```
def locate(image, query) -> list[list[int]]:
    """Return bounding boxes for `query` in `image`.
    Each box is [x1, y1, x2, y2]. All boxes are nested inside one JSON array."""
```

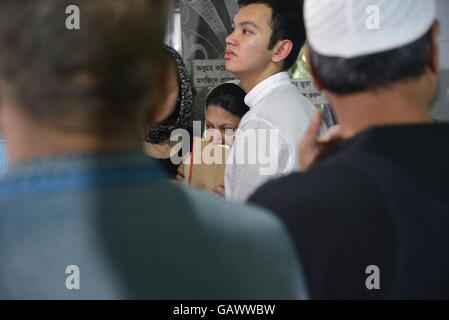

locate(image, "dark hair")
[[206, 83, 249, 119], [309, 28, 433, 95], [143, 45, 193, 144], [238, 0, 305, 71], [0, 0, 167, 131]]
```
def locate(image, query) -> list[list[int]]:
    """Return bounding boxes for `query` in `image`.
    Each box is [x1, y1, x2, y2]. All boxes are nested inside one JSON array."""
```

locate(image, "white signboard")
[[292, 79, 329, 105], [190, 60, 328, 105], [190, 60, 237, 88]]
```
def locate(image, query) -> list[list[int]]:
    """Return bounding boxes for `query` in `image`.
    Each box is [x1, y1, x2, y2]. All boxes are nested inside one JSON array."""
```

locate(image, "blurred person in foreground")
[[249, 0, 449, 299], [0, 0, 308, 299]]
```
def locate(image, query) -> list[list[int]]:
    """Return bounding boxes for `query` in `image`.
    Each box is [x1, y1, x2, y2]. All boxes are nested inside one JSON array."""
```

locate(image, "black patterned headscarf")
[[143, 45, 193, 144]]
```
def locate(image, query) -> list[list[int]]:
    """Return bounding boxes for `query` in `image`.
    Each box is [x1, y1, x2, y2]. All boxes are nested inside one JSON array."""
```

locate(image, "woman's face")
[[205, 105, 241, 146]]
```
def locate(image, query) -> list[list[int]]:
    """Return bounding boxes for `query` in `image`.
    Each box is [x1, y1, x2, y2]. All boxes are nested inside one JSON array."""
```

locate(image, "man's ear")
[[427, 21, 440, 75], [272, 39, 293, 65], [304, 45, 325, 91]]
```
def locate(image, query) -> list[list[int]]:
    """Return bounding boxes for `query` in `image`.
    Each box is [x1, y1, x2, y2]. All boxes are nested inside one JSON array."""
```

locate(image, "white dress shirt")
[[225, 72, 318, 202]]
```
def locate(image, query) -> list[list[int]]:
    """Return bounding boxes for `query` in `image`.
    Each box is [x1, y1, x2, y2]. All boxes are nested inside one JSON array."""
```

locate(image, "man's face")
[[225, 3, 275, 76]]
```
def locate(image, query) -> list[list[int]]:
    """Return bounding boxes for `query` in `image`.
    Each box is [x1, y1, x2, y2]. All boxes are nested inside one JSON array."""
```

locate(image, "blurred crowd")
[[0, 0, 448, 300]]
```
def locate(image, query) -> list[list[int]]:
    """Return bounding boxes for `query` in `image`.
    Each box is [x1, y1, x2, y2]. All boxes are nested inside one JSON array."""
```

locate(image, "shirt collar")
[[339, 122, 449, 153], [244, 72, 292, 108], [0, 152, 165, 196]]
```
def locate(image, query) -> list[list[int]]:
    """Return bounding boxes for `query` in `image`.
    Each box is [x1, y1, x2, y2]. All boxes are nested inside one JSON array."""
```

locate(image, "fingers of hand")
[[299, 110, 323, 171], [176, 164, 185, 182], [300, 110, 322, 150], [318, 125, 342, 143], [212, 183, 225, 195]]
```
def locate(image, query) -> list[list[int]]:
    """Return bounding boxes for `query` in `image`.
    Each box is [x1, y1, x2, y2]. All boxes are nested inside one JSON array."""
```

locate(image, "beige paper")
[[184, 138, 230, 191]]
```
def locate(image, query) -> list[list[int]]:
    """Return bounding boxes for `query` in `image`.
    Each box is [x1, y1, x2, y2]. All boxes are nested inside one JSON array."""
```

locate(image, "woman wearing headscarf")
[[143, 45, 193, 179]]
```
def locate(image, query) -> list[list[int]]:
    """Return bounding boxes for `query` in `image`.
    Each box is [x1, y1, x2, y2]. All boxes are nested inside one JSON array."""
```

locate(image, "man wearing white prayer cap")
[[249, 0, 449, 299]]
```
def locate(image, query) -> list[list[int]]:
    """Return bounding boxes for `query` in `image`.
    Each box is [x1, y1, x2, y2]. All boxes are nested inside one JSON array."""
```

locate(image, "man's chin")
[[224, 61, 237, 74]]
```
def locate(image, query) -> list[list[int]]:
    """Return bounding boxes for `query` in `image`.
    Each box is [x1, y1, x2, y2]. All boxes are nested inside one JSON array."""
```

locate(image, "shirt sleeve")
[[225, 118, 290, 202]]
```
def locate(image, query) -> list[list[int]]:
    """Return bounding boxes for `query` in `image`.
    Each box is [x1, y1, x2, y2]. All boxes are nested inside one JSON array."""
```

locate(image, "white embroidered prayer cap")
[[304, 0, 437, 58]]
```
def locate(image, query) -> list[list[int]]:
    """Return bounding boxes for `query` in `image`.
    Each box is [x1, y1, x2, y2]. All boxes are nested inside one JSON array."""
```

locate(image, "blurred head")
[[225, 0, 305, 77], [304, 0, 439, 105], [0, 0, 168, 135], [143, 45, 193, 144], [204, 83, 249, 146], [146, 54, 180, 127]]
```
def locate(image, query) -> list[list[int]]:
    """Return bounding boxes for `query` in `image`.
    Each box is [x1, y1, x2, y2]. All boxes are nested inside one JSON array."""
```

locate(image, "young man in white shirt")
[[224, 0, 319, 202]]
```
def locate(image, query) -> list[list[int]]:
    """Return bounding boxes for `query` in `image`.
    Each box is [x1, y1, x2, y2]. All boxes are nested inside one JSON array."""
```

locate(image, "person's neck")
[[327, 82, 434, 139], [2, 114, 144, 165], [238, 65, 283, 93], [8, 132, 143, 165]]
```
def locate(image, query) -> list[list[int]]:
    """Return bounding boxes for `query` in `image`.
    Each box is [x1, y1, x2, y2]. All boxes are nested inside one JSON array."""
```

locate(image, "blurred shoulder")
[[248, 154, 385, 219], [178, 184, 288, 235]]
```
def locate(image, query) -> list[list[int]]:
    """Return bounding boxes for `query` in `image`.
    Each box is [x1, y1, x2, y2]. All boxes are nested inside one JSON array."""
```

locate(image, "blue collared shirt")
[[0, 152, 308, 300]]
